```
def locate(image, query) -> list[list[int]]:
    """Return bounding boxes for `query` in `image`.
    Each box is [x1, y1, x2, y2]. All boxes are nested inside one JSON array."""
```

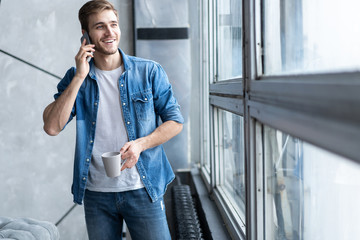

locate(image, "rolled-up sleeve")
[[53, 67, 76, 127]]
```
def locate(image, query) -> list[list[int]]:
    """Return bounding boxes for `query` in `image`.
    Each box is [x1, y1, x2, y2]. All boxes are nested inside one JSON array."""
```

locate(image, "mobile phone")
[[80, 32, 92, 62], [81, 31, 91, 45]]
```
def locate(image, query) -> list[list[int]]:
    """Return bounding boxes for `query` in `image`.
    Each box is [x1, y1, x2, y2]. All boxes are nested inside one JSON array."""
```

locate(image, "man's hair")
[[78, 0, 118, 32]]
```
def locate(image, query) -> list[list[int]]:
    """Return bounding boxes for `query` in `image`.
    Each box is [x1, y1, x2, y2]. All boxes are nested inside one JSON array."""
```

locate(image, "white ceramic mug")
[[101, 152, 127, 178]]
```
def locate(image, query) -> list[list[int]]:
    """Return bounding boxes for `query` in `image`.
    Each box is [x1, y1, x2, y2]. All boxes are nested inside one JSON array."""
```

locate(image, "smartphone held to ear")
[[80, 32, 92, 62], [81, 32, 91, 45]]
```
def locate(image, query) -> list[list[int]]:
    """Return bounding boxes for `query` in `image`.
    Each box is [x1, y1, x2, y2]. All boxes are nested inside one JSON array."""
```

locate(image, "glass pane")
[[217, 0, 242, 80], [218, 110, 245, 219], [262, 0, 360, 75], [263, 125, 360, 239]]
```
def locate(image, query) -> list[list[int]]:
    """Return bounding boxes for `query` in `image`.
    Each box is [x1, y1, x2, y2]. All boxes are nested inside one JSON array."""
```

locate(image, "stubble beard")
[[95, 44, 118, 56]]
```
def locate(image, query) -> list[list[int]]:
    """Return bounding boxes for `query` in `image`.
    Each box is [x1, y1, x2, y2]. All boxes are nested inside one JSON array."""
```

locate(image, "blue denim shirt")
[[54, 49, 184, 204]]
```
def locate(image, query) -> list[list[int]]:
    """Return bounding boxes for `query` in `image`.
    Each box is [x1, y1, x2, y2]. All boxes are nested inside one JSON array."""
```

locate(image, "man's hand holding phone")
[[74, 32, 95, 80], [80, 32, 93, 63]]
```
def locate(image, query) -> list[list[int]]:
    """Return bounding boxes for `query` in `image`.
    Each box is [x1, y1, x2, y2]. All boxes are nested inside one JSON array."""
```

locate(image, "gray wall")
[[0, 1, 133, 239]]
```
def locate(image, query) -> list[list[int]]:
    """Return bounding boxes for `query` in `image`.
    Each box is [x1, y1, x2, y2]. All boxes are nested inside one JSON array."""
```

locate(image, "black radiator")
[[172, 185, 204, 240]]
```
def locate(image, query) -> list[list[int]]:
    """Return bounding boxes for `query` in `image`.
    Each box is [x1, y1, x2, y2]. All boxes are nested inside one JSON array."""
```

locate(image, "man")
[[42, 0, 184, 239]]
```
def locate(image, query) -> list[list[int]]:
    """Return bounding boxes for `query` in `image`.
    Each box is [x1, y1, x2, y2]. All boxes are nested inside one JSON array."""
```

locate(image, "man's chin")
[[95, 47, 118, 56], [104, 50, 118, 55]]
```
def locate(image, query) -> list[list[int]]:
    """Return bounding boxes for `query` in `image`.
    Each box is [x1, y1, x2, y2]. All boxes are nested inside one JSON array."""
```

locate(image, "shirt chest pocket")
[[131, 90, 155, 121]]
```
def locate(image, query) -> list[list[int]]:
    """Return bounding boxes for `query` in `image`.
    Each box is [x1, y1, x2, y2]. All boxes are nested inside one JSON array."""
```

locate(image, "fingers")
[[120, 156, 137, 171], [121, 158, 136, 171], [76, 42, 95, 59], [74, 43, 95, 79], [81, 38, 87, 46], [120, 141, 139, 171], [81, 38, 95, 49], [79, 45, 95, 60], [76, 51, 91, 63], [120, 140, 134, 155], [82, 50, 94, 61], [82, 44, 95, 52]]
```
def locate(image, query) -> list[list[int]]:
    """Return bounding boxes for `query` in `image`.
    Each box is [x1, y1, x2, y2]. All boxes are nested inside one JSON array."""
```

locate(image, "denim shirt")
[[54, 49, 184, 204]]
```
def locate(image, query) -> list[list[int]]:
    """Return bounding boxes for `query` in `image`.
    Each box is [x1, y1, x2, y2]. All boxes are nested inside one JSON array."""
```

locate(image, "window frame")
[[205, 0, 247, 238]]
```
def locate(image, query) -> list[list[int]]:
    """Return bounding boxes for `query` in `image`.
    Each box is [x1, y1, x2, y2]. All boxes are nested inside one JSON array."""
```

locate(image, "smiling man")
[[42, 1, 184, 239]]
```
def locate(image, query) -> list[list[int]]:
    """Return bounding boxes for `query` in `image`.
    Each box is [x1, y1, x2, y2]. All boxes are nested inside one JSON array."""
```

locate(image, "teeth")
[[105, 40, 114, 43]]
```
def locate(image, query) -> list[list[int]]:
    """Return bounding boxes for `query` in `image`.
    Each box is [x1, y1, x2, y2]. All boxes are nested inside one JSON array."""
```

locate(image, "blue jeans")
[[83, 188, 171, 240]]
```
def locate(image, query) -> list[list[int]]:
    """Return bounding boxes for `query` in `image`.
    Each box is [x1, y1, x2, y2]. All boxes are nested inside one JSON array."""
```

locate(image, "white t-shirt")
[[86, 65, 144, 192]]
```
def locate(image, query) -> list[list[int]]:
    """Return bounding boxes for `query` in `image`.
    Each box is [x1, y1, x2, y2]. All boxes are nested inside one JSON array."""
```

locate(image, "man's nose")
[[104, 25, 113, 35]]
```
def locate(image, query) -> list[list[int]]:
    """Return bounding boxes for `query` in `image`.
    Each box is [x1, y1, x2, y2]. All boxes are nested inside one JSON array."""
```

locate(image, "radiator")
[[172, 185, 203, 240]]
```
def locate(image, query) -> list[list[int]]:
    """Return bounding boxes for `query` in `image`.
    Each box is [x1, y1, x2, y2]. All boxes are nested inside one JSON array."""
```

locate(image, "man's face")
[[87, 10, 121, 56]]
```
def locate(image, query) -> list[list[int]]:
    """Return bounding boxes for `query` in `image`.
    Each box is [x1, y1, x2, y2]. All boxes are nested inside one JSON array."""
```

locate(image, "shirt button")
[[123, 103, 126, 106], [144, 98, 148, 101], [83, 177, 86, 181], [94, 102, 98, 106], [90, 140, 93, 143], [142, 176, 146, 179], [121, 84, 124, 87], [92, 122, 95, 125], [86, 158, 90, 162], [127, 122, 130, 125]]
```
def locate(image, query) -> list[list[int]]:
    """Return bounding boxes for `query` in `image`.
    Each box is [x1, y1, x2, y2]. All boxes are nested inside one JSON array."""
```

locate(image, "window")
[[218, 110, 245, 218], [262, 0, 360, 75], [262, 125, 360, 239], [200, 0, 245, 237], [198, 0, 360, 239], [217, 0, 242, 80]]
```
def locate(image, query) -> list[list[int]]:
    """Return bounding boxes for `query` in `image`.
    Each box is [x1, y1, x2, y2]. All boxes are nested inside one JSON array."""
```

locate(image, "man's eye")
[[96, 26, 103, 29], [112, 24, 118, 27]]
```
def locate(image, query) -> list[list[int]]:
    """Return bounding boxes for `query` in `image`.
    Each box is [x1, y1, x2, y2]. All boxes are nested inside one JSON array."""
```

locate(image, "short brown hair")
[[78, 0, 118, 32]]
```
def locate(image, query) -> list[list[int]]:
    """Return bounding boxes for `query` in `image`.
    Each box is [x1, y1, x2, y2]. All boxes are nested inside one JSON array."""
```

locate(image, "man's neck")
[[93, 50, 122, 71]]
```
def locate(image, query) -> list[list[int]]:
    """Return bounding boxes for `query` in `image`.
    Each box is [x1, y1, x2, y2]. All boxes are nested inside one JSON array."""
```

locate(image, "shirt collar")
[[88, 48, 130, 79]]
